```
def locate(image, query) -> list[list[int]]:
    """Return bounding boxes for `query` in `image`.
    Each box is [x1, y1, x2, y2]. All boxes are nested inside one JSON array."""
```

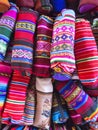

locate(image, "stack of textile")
[[0, 0, 98, 130]]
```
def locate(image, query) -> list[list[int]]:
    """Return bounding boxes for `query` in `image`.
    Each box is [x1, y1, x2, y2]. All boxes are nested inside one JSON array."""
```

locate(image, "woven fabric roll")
[[55, 80, 98, 122], [52, 91, 69, 124], [51, 9, 76, 81], [33, 15, 53, 78], [0, 4, 18, 61], [79, 0, 98, 13], [16, 0, 34, 8], [35, 0, 53, 15], [33, 77, 53, 129], [75, 19, 98, 96], [92, 28, 98, 45], [50, 0, 66, 14], [2, 70, 31, 125], [11, 8, 38, 74], [0, 62, 12, 117], [0, 0, 10, 13], [22, 76, 36, 125]]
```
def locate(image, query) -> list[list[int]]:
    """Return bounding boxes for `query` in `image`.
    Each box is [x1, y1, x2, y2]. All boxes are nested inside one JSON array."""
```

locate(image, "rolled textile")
[[22, 76, 36, 125], [51, 9, 76, 81], [79, 0, 98, 13], [55, 80, 98, 122], [33, 77, 53, 129], [33, 15, 53, 78], [16, 0, 34, 8], [0, 4, 18, 61], [50, 0, 66, 14], [2, 70, 31, 125], [34, 0, 53, 15], [0, 0, 10, 13], [0, 62, 12, 117], [11, 8, 38, 74], [52, 91, 69, 124], [75, 18, 98, 97]]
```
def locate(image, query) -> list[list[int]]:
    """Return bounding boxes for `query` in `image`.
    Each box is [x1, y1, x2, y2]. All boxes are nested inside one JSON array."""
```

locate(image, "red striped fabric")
[[75, 19, 98, 96], [2, 70, 30, 125]]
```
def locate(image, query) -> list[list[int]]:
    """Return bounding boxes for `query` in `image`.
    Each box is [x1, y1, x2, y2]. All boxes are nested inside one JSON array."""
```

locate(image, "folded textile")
[[33, 77, 53, 129], [11, 8, 38, 74], [52, 91, 69, 124], [50, 0, 66, 14], [0, 0, 10, 13], [35, 0, 53, 14], [75, 18, 98, 96], [51, 9, 76, 81], [16, 0, 34, 8], [55, 80, 98, 122], [79, 0, 98, 13], [0, 4, 18, 61], [33, 15, 53, 77], [0, 62, 12, 117], [2, 70, 31, 125]]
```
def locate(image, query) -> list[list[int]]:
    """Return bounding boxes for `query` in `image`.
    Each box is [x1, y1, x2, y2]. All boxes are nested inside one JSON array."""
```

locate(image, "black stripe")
[[13, 40, 34, 48]]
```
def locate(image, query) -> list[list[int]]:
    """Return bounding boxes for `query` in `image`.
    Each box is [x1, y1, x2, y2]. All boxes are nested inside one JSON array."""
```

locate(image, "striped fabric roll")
[[0, 4, 18, 61], [75, 19, 98, 96], [22, 76, 36, 125], [0, 62, 12, 117], [2, 70, 30, 125], [11, 8, 38, 74], [51, 9, 76, 81], [55, 80, 98, 122], [52, 91, 69, 124], [33, 15, 53, 78]]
